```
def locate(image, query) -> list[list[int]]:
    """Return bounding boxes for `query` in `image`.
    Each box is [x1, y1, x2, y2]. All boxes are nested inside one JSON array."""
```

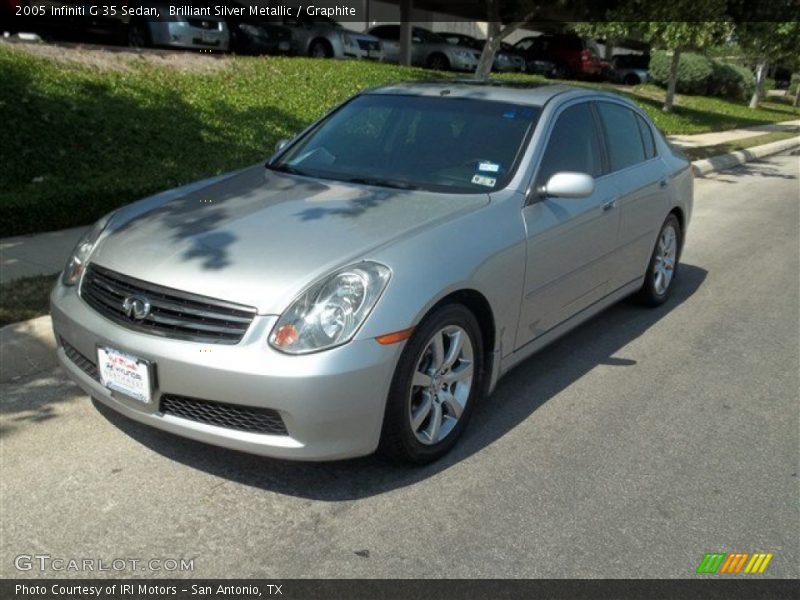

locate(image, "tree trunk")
[[663, 49, 681, 113], [749, 58, 769, 109], [794, 81, 800, 107], [474, 21, 501, 81]]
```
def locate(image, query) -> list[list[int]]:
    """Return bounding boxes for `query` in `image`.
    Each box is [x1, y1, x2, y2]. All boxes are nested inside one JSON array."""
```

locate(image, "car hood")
[[91, 165, 488, 314]]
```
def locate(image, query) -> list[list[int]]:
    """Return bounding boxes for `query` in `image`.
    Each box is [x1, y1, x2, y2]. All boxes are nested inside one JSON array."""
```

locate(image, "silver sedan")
[[51, 84, 693, 464]]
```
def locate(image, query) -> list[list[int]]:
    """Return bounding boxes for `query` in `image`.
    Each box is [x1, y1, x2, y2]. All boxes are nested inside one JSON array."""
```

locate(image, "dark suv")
[[513, 33, 605, 79]]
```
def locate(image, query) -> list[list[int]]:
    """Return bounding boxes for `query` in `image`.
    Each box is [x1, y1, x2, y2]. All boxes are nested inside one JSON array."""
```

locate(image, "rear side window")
[[597, 102, 647, 171], [635, 113, 656, 159], [537, 103, 603, 186], [371, 26, 398, 41]]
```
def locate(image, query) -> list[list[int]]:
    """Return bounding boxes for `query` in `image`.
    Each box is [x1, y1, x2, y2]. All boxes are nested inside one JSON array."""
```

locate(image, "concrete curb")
[[692, 136, 800, 176], [1, 140, 798, 382], [0, 315, 57, 382]]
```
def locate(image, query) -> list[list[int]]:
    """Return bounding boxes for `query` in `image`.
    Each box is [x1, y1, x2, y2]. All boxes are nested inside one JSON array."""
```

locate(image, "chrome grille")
[[80, 264, 256, 344], [61, 337, 100, 381], [160, 395, 288, 435]]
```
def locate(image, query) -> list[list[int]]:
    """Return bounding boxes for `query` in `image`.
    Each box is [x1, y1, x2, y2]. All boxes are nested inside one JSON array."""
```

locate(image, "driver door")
[[516, 101, 620, 349]]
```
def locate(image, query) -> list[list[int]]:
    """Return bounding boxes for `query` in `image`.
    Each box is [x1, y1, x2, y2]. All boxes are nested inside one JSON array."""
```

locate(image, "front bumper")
[[150, 21, 230, 51], [51, 280, 401, 460]]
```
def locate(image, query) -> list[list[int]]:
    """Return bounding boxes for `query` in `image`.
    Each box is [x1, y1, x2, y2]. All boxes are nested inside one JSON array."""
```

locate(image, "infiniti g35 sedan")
[[51, 83, 693, 464]]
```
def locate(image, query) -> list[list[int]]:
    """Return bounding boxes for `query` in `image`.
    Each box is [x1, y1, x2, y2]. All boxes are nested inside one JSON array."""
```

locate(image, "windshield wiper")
[[267, 163, 310, 177], [339, 176, 420, 190]]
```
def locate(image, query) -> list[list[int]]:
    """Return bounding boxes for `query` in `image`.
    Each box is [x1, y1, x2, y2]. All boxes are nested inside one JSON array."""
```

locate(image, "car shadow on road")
[[94, 263, 708, 501]]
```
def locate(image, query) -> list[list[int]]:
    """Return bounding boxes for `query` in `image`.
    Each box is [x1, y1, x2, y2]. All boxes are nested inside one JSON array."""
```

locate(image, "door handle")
[[602, 197, 618, 211]]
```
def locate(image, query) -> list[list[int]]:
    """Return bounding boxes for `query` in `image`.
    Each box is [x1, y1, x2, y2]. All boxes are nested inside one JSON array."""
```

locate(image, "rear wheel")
[[636, 214, 681, 306], [623, 73, 641, 85], [309, 39, 333, 58], [379, 304, 483, 464], [426, 53, 450, 71], [127, 20, 151, 48]]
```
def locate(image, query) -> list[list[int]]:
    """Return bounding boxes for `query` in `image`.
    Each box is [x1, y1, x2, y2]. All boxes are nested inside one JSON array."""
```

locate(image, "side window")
[[635, 113, 656, 159], [371, 26, 398, 41], [515, 38, 532, 51], [596, 102, 646, 171], [537, 103, 603, 186]]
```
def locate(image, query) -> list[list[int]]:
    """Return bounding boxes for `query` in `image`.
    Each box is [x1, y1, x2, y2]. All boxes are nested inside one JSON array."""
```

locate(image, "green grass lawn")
[[2, 44, 798, 237]]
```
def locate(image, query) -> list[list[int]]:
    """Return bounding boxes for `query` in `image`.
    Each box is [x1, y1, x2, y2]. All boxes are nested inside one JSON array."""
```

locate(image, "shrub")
[[650, 50, 755, 100], [650, 50, 713, 95], [708, 61, 755, 100]]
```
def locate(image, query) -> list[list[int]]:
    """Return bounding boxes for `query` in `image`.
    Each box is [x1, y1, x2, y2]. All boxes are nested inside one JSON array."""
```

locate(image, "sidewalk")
[[668, 119, 800, 148], [1, 119, 798, 285], [0, 225, 87, 284]]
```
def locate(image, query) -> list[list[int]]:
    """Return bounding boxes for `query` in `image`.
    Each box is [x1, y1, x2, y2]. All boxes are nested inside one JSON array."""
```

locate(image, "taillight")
[[581, 49, 591, 62]]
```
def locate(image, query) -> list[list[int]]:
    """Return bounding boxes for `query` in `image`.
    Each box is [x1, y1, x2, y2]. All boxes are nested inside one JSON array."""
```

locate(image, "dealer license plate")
[[97, 346, 152, 404]]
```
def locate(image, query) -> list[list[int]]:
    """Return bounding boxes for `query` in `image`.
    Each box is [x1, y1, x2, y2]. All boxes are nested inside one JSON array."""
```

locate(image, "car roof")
[[366, 82, 617, 107]]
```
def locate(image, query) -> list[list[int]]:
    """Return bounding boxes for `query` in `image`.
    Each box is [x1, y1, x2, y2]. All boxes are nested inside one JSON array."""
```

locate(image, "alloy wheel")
[[408, 325, 474, 445], [654, 223, 677, 295]]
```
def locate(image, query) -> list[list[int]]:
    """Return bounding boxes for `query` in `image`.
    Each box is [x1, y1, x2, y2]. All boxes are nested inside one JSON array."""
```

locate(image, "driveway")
[[1, 153, 798, 579]]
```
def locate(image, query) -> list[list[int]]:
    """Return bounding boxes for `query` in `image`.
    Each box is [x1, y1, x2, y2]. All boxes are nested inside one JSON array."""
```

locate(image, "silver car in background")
[[279, 15, 383, 60], [128, 4, 229, 51], [368, 25, 480, 71], [51, 84, 693, 464]]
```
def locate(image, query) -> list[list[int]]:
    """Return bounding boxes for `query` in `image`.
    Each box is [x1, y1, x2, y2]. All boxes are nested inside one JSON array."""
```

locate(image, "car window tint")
[[371, 26, 398, 41], [537, 103, 603, 186], [275, 94, 541, 193], [635, 113, 656, 159], [597, 102, 647, 171]]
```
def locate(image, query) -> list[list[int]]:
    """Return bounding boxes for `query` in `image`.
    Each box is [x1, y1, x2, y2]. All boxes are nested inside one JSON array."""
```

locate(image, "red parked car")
[[513, 33, 606, 79]]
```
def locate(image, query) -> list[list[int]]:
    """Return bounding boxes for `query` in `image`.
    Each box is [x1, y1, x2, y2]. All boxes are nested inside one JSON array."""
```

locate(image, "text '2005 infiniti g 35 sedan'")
[[51, 83, 693, 464]]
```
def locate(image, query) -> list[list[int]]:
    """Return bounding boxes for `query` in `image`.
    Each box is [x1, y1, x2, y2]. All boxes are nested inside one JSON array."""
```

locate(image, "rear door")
[[595, 101, 670, 290], [517, 101, 620, 349]]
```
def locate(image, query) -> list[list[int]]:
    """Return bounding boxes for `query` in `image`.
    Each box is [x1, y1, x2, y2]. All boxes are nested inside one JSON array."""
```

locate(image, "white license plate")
[[97, 346, 152, 404]]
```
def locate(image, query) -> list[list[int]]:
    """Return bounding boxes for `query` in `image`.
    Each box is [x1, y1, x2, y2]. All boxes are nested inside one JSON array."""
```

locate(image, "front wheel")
[[379, 304, 483, 464], [636, 214, 681, 306]]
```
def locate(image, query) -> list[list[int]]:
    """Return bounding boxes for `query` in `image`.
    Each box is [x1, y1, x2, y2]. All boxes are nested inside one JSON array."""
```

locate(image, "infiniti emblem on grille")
[[122, 295, 151, 320]]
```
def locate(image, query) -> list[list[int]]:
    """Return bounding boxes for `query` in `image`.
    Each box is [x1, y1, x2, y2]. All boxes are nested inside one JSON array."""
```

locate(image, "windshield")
[[271, 94, 541, 193]]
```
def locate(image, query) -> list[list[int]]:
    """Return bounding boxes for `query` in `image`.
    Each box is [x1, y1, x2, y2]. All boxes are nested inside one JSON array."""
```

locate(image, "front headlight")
[[340, 32, 356, 48], [269, 262, 391, 354], [456, 49, 472, 59], [61, 214, 112, 286]]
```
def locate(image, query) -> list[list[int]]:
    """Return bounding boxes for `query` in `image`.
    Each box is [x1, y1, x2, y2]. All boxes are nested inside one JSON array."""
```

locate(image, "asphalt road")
[[1, 153, 798, 579]]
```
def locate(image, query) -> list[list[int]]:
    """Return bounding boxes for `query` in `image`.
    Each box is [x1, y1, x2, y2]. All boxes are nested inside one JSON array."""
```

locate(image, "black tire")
[[309, 39, 333, 58], [426, 53, 450, 71], [127, 20, 151, 48], [636, 214, 682, 307], [623, 73, 641, 86], [379, 303, 484, 464]]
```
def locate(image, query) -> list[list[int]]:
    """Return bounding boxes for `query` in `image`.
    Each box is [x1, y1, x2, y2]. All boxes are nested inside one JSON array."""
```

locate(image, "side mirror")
[[538, 171, 594, 199], [274, 138, 290, 153]]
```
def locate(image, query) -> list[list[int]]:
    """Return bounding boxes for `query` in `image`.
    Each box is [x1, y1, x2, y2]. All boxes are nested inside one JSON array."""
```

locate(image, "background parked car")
[[608, 54, 651, 85], [439, 32, 525, 72], [12, 1, 230, 51], [220, 3, 292, 56], [514, 33, 605, 79], [369, 25, 480, 71], [280, 15, 382, 60]]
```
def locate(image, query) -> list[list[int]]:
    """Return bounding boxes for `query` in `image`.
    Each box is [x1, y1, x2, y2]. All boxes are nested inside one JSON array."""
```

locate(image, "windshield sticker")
[[471, 174, 497, 187], [478, 161, 500, 173], [502, 110, 517, 118]]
